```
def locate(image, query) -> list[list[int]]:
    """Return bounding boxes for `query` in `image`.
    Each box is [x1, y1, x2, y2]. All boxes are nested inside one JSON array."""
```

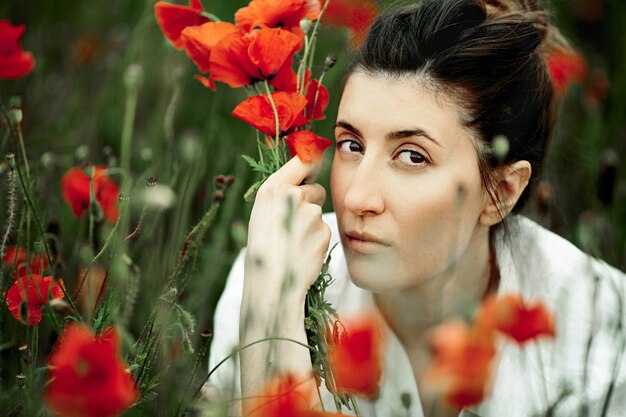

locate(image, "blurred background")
[[0, 0, 625, 415]]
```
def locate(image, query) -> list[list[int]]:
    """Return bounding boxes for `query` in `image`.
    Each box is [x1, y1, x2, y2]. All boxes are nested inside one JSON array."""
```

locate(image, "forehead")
[[337, 72, 469, 142]]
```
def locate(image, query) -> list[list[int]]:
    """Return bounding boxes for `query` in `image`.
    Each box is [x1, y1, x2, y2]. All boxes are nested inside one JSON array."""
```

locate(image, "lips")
[[344, 230, 390, 254]]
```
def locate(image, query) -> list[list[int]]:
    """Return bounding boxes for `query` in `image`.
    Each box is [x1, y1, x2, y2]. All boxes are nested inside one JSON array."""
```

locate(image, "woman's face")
[[330, 72, 490, 293]]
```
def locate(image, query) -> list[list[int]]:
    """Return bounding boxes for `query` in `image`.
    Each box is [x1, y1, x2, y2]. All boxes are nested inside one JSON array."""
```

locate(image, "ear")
[[479, 160, 532, 226]]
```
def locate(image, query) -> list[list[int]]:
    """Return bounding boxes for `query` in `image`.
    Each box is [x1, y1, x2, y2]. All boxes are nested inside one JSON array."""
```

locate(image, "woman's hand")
[[239, 156, 330, 412], [244, 155, 331, 307]]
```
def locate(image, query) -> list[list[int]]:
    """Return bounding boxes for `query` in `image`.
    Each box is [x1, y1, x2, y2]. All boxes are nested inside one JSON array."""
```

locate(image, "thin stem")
[[189, 336, 315, 404], [306, 70, 328, 131], [120, 80, 139, 189], [306, 0, 332, 74], [263, 81, 282, 168]]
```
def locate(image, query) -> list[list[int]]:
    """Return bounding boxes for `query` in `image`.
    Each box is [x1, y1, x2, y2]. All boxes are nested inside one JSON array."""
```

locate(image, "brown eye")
[[337, 140, 363, 154], [397, 150, 427, 165]]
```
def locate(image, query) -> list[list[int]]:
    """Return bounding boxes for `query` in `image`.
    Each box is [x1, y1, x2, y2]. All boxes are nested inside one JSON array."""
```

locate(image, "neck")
[[373, 225, 493, 349]]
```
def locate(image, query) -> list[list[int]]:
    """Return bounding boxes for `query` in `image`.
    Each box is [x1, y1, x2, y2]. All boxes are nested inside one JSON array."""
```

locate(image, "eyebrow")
[[334, 120, 442, 147]]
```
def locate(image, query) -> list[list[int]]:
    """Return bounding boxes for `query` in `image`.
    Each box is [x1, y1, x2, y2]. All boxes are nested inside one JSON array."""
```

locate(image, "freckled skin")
[[331, 72, 490, 294]]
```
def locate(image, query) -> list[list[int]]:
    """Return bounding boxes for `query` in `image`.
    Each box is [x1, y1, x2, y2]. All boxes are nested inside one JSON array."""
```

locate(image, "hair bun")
[[483, 0, 572, 55]]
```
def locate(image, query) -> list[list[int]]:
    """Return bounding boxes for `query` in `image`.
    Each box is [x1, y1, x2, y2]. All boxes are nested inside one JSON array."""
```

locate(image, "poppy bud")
[[324, 54, 337, 70], [491, 135, 509, 163], [6, 153, 15, 169], [213, 190, 224, 202], [214, 175, 226, 187], [124, 64, 143, 90], [300, 18, 313, 33], [145, 176, 158, 188], [10, 107, 22, 125]]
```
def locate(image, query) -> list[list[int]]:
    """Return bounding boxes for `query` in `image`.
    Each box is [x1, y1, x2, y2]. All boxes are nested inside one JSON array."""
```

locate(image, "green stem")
[[11, 149, 81, 320], [188, 336, 315, 404], [121, 82, 139, 189], [306, 0, 332, 74], [174, 336, 211, 417], [263, 81, 282, 168], [199, 11, 222, 22]]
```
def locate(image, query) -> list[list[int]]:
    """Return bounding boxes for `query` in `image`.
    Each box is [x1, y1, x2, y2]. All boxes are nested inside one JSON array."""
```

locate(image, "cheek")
[[391, 171, 485, 269]]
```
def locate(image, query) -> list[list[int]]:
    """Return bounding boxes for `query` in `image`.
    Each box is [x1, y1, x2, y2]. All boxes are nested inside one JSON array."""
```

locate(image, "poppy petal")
[[305, 78, 329, 120], [327, 314, 384, 398], [235, 0, 321, 34], [193, 74, 216, 90], [155, 0, 209, 50], [210, 32, 260, 88], [323, 0, 380, 47], [232, 91, 308, 136], [269, 58, 298, 91], [44, 324, 139, 417], [181, 21, 238, 73], [248, 28, 301, 79], [286, 130, 332, 163]]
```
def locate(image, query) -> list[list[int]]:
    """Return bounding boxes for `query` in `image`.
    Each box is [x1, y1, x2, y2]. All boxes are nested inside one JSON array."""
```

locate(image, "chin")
[[345, 253, 411, 293]]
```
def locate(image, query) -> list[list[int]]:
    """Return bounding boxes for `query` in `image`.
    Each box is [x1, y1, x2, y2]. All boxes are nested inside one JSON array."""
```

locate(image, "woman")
[[208, 0, 626, 416]]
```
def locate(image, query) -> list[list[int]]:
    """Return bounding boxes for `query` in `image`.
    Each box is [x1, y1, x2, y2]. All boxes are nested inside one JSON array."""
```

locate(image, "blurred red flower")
[[235, 0, 321, 41], [546, 49, 588, 97], [155, 0, 209, 50], [327, 314, 384, 398], [2, 245, 49, 279], [61, 166, 120, 224], [210, 28, 300, 89], [286, 130, 332, 163], [0, 20, 36, 79], [323, 0, 379, 47], [232, 91, 308, 137], [422, 320, 496, 410], [247, 373, 348, 417], [3, 274, 65, 325], [476, 293, 555, 344], [45, 323, 139, 417]]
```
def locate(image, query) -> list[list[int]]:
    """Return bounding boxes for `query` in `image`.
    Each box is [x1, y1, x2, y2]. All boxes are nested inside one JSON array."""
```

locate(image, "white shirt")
[[207, 213, 626, 416]]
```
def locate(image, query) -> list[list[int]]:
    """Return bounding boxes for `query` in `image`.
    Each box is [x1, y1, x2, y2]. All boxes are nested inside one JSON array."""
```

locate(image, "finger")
[[266, 155, 320, 187], [298, 183, 326, 207]]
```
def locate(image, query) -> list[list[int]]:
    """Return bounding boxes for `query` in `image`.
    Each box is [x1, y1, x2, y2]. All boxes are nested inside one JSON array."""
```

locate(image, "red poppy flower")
[[155, 0, 209, 50], [232, 91, 308, 136], [323, 0, 379, 47], [286, 130, 332, 163], [235, 0, 321, 40], [546, 49, 588, 97], [210, 28, 300, 89], [180, 21, 239, 74], [422, 320, 497, 410], [3, 274, 65, 326], [0, 20, 36, 80], [3, 245, 50, 279], [305, 78, 329, 120], [61, 166, 120, 224], [476, 293, 555, 344], [45, 323, 139, 417], [247, 373, 348, 417], [327, 314, 384, 398]]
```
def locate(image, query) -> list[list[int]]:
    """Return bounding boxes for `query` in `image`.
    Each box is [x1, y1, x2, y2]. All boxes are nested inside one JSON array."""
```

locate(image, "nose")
[[342, 157, 385, 217]]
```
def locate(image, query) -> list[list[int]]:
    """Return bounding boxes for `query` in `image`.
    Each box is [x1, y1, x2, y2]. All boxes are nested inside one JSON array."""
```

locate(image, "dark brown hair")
[[347, 0, 566, 212]]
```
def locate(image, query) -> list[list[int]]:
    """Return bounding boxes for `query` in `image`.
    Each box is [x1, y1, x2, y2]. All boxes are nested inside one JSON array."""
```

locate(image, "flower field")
[[1, 0, 625, 416]]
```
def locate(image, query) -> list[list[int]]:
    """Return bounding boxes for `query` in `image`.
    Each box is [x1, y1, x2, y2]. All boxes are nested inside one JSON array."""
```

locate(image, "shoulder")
[[496, 214, 624, 298], [491, 215, 626, 415]]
